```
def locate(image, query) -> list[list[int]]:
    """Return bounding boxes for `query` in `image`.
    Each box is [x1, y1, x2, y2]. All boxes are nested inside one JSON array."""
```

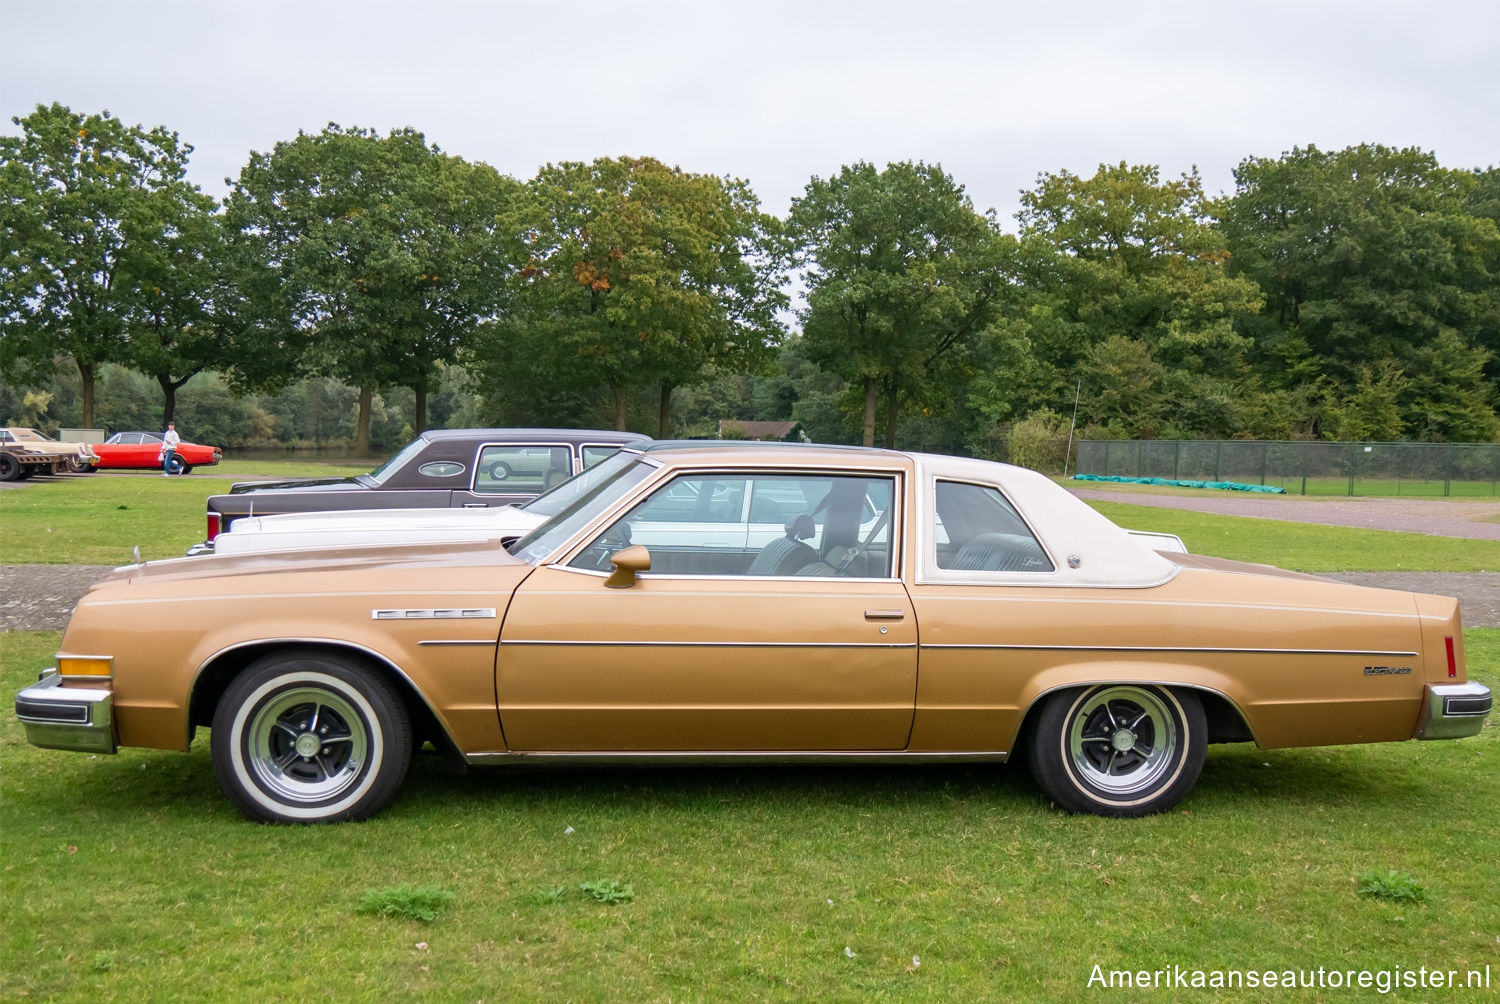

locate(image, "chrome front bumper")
[[14, 671, 117, 753], [1417, 682, 1492, 740]]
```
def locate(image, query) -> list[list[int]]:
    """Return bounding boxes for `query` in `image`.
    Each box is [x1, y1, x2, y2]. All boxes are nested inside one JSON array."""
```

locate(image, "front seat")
[[796, 481, 867, 576], [747, 514, 818, 575]]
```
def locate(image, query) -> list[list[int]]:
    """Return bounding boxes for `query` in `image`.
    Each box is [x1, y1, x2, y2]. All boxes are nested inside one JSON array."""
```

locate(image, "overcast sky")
[[2, 0, 1497, 226]]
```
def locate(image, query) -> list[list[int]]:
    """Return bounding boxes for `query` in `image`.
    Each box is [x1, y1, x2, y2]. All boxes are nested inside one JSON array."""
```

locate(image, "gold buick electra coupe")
[[16, 442, 1492, 823]]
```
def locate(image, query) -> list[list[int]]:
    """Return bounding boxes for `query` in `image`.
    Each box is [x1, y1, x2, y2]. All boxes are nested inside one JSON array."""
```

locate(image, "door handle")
[[864, 609, 906, 621], [462, 503, 488, 508]]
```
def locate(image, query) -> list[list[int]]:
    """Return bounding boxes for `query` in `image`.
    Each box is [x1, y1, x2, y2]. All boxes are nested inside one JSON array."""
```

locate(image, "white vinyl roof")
[[912, 454, 1180, 588]]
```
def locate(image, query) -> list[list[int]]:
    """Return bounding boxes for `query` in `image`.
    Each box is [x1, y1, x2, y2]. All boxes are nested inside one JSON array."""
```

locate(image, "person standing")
[[161, 421, 181, 476]]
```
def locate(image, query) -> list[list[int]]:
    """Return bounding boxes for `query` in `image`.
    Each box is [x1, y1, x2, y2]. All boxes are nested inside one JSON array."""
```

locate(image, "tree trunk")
[[657, 384, 673, 439], [356, 385, 373, 456], [610, 383, 628, 431], [884, 381, 900, 450], [77, 360, 96, 430], [862, 376, 877, 448], [157, 374, 178, 426], [412, 383, 428, 434]]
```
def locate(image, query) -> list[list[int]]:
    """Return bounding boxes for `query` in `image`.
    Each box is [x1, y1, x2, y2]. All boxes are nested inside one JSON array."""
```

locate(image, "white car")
[[207, 454, 1187, 558]]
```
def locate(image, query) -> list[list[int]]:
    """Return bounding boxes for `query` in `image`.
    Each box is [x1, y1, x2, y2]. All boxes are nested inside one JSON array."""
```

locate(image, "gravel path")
[[1068, 487, 1500, 540]]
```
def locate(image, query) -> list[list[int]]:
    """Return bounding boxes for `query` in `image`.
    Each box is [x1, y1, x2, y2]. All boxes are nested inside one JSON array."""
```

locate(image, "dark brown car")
[[193, 428, 648, 550]]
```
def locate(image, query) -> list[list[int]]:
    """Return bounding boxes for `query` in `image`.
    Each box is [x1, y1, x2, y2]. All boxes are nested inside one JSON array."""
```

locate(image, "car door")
[[496, 469, 916, 752]]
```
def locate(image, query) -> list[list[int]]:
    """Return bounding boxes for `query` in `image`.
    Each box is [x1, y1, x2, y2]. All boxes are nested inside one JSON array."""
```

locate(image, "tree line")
[[3, 102, 1497, 460]]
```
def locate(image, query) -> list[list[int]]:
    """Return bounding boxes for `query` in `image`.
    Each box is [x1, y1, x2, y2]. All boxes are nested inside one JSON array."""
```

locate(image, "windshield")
[[364, 437, 430, 486], [517, 450, 635, 518], [509, 452, 655, 563]]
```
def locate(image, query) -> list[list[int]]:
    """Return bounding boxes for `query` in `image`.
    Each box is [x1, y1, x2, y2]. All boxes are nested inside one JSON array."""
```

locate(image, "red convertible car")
[[92, 431, 223, 474]]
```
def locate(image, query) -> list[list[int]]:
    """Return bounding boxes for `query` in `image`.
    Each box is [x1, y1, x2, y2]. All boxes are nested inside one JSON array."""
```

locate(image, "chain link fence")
[[1074, 440, 1500, 496]]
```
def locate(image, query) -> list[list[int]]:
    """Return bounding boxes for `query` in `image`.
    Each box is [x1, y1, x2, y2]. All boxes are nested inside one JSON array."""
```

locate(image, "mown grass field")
[[4, 466, 1500, 570], [2, 473, 1497, 999], [0, 460, 372, 564], [2, 630, 1496, 1001]]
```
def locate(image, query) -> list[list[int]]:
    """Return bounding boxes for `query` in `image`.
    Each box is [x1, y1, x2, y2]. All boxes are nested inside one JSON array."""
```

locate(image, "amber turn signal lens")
[[57, 656, 112, 678]]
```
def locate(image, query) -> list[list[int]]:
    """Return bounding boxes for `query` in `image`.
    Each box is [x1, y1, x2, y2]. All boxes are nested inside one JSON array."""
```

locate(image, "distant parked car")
[[0, 427, 99, 472], [92, 431, 222, 474], [194, 428, 649, 549]]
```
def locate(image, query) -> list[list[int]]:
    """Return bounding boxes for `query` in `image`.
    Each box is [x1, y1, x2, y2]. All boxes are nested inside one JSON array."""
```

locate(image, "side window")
[[474, 445, 572, 494], [581, 444, 623, 468], [569, 473, 896, 578], [934, 481, 1053, 572]]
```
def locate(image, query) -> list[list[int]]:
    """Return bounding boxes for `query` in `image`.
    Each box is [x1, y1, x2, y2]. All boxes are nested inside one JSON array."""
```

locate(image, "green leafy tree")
[[491, 156, 786, 435], [224, 124, 518, 452], [1222, 145, 1500, 437], [0, 103, 211, 427], [120, 178, 224, 424], [1325, 360, 1409, 441], [789, 161, 1013, 448], [1011, 162, 1263, 436]]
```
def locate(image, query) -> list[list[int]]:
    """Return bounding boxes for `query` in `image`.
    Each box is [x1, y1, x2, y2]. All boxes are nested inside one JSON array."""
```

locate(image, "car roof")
[[627, 439, 912, 465], [417, 428, 650, 443]]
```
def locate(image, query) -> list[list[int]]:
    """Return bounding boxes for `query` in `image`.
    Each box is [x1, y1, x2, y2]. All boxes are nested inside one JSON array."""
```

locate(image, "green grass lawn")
[[2, 475, 1497, 998], [2, 629, 1495, 1000], [1089, 501, 1500, 572], [0, 460, 373, 564]]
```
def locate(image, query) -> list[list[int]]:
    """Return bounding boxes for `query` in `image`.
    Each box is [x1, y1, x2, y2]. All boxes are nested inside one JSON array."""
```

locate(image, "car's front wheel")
[[211, 650, 412, 823], [1027, 684, 1205, 817]]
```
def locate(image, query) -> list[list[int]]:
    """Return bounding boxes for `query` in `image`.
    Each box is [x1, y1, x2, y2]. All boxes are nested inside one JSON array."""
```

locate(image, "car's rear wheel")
[[488, 460, 512, 481], [1027, 684, 1205, 817], [212, 651, 412, 823], [165, 455, 187, 475], [179, 464, 193, 475]]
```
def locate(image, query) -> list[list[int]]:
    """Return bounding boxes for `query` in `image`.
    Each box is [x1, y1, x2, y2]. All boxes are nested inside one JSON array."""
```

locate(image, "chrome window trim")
[[929, 476, 1057, 574], [466, 440, 577, 495], [546, 464, 906, 581], [548, 564, 904, 585]]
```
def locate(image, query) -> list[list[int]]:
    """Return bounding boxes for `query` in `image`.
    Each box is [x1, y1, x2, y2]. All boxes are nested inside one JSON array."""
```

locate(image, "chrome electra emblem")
[[1363, 665, 1412, 676], [372, 608, 496, 620]]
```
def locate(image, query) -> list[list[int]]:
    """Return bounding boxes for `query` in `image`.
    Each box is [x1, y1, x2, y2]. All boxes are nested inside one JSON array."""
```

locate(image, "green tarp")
[[1071, 474, 1287, 494]]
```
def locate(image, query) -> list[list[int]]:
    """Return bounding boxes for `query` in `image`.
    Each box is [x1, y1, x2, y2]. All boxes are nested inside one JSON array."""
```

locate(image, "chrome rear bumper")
[[1417, 682, 1492, 740]]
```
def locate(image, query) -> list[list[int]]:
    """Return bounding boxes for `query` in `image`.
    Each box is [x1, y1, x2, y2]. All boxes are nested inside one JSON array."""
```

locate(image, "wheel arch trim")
[[1007, 671, 1256, 751], [189, 637, 461, 751]]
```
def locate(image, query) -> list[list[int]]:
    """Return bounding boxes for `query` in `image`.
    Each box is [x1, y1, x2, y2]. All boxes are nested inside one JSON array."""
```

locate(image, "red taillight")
[[1445, 635, 1457, 678], [206, 512, 221, 541]]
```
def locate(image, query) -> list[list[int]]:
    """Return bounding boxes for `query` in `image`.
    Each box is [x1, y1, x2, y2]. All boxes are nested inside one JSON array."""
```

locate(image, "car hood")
[[97, 538, 525, 592], [228, 477, 366, 494], [213, 506, 547, 556]]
